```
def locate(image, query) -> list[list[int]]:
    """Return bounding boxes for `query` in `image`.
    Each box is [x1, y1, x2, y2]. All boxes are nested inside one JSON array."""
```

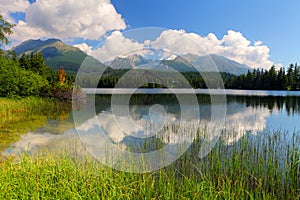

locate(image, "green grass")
[[0, 96, 71, 118], [0, 153, 253, 200], [0, 97, 72, 153], [0, 129, 299, 199], [0, 97, 299, 199]]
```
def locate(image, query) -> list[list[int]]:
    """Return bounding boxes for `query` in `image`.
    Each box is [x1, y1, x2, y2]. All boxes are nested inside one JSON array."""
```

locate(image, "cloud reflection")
[[222, 106, 270, 144], [3, 100, 275, 160]]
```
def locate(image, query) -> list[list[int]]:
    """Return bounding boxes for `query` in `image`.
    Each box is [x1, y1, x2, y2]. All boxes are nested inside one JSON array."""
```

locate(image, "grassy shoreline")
[[0, 130, 299, 199], [0, 97, 299, 199], [0, 97, 71, 116], [1, 153, 250, 199], [0, 97, 72, 154]]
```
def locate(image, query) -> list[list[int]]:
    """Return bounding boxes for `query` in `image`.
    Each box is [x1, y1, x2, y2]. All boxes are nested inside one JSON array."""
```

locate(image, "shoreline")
[[82, 88, 300, 96]]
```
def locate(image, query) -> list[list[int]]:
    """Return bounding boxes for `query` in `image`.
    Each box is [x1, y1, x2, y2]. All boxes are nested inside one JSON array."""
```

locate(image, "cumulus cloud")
[[220, 30, 273, 69], [152, 29, 223, 56], [0, 0, 30, 21], [254, 41, 263, 46], [222, 30, 250, 48], [84, 29, 273, 69], [73, 43, 93, 55], [2, 1, 273, 69], [10, 20, 49, 41], [151, 29, 273, 69], [91, 31, 146, 62], [5, 0, 126, 43]]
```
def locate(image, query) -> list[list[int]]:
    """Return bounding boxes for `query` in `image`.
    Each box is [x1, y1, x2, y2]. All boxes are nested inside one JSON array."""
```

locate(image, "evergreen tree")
[[0, 15, 14, 47], [287, 64, 295, 90]]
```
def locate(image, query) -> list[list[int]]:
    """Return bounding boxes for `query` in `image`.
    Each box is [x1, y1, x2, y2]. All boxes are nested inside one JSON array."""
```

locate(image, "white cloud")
[[151, 30, 223, 56], [10, 20, 49, 41], [1, 1, 273, 69], [4, 0, 126, 44], [91, 31, 146, 62], [222, 30, 251, 48], [73, 43, 93, 55], [254, 41, 263, 46], [150, 29, 273, 69], [0, 0, 30, 21], [223, 107, 269, 144], [219, 31, 273, 69], [86, 29, 273, 69]]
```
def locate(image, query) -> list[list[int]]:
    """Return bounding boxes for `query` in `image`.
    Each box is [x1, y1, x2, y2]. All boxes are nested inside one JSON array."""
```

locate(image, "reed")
[[0, 127, 299, 199], [0, 97, 72, 153]]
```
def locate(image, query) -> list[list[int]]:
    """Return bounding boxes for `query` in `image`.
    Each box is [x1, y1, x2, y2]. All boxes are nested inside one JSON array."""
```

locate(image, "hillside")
[[12, 39, 106, 74]]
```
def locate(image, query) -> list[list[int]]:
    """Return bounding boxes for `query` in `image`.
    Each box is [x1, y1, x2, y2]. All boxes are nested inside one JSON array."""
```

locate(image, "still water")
[[3, 89, 300, 159]]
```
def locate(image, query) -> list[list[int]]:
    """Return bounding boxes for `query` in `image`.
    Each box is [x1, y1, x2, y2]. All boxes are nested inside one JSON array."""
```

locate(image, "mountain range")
[[12, 38, 105, 74], [12, 38, 252, 75], [107, 54, 251, 74]]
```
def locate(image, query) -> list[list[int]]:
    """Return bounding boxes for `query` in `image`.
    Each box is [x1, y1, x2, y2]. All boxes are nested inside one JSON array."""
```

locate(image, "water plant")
[[0, 126, 298, 199]]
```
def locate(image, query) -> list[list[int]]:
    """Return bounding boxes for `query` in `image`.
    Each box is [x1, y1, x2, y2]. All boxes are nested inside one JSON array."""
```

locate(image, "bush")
[[0, 56, 48, 97]]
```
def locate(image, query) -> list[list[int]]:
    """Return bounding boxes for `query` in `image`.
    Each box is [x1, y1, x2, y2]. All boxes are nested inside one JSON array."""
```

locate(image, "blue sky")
[[111, 0, 300, 67], [1, 0, 299, 69]]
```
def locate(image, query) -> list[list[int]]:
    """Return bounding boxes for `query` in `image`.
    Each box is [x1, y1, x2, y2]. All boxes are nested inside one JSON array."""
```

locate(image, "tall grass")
[[0, 97, 72, 153], [188, 130, 300, 199], [0, 153, 254, 199], [0, 127, 299, 199], [0, 96, 71, 119]]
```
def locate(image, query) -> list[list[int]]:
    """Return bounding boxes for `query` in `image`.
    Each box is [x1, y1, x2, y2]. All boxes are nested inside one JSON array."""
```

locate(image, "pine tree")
[[0, 15, 14, 47]]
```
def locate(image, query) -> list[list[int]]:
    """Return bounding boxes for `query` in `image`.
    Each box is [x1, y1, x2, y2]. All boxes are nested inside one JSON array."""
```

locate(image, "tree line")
[[1, 14, 299, 92], [225, 64, 300, 90], [88, 64, 300, 91], [0, 51, 74, 98], [0, 15, 76, 99]]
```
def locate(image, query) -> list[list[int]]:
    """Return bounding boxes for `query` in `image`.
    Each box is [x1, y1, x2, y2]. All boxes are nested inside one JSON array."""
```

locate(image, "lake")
[[2, 89, 300, 171]]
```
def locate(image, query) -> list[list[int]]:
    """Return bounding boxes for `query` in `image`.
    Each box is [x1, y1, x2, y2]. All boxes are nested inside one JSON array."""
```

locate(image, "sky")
[[1, 0, 300, 69]]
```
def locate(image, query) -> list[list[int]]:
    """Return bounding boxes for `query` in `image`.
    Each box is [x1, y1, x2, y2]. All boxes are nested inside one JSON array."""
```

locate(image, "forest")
[[79, 64, 300, 91], [2, 49, 299, 93], [226, 64, 300, 90], [0, 51, 74, 99]]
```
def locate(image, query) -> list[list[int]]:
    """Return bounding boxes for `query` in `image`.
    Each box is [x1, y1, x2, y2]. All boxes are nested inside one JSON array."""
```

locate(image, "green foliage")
[[78, 68, 230, 89], [91, 64, 300, 91], [0, 56, 48, 97], [0, 15, 14, 47], [0, 52, 75, 98], [227, 65, 300, 90], [13, 38, 104, 74]]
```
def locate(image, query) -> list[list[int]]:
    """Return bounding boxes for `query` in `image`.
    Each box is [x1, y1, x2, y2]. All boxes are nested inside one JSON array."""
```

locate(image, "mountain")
[[160, 56, 197, 72], [181, 54, 251, 74], [12, 38, 106, 74], [109, 54, 147, 69], [109, 54, 251, 74], [13, 38, 251, 75]]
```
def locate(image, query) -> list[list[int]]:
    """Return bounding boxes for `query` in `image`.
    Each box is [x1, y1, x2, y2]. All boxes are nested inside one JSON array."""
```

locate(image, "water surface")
[[2, 89, 300, 158]]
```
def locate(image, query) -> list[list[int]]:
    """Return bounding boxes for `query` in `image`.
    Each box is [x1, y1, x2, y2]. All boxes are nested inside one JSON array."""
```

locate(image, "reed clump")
[[0, 127, 299, 199]]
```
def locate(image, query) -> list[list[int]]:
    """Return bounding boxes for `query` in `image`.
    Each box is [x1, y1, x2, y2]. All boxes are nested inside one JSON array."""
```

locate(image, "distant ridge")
[[13, 38, 62, 55], [12, 38, 106, 74], [12, 38, 252, 75], [108, 53, 252, 75], [109, 54, 147, 69], [181, 54, 251, 75]]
